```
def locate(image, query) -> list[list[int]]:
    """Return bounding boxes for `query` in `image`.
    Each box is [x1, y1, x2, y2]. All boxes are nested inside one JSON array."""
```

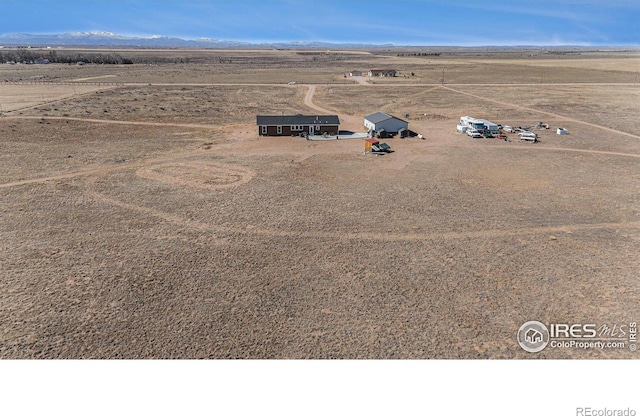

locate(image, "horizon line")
[[1, 32, 639, 49]]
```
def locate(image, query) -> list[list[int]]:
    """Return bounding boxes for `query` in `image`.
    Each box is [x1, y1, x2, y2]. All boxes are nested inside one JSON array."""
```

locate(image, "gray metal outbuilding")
[[364, 112, 409, 138]]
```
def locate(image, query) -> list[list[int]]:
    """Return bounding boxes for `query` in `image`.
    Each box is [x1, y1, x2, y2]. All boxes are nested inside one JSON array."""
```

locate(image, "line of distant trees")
[[396, 52, 441, 57], [1, 49, 133, 64], [0, 49, 198, 65]]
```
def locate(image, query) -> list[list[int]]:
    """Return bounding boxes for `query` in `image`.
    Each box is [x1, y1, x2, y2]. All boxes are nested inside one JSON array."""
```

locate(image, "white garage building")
[[364, 112, 409, 138]]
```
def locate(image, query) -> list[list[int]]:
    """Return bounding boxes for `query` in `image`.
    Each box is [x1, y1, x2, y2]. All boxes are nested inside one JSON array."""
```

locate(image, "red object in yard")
[[365, 138, 379, 152]]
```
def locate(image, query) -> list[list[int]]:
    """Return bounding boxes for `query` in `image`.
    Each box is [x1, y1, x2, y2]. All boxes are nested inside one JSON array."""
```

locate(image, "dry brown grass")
[[1, 50, 639, 359], [470, 57, 640, 72], [0, 84, 108, 112], [18, 85, 307, 124]]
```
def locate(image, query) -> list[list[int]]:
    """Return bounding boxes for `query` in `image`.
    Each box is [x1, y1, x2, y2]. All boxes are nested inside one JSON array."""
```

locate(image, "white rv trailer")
[[459, 116, 485, 132]]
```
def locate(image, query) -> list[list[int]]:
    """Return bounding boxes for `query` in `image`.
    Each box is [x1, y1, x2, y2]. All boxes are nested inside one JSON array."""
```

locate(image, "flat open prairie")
[[1, 49, 639, 358], [0, 84, 109, 112]]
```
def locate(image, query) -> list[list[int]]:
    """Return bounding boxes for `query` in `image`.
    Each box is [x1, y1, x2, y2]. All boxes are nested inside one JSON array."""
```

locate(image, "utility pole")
[[442, 68, 445, 85]]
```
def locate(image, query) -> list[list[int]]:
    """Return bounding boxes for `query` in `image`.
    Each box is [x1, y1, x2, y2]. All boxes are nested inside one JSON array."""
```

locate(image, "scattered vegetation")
[[396, 52, 441, 57]]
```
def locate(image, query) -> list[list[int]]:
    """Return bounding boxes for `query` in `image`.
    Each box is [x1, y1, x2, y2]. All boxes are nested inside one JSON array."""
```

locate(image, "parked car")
[[467, 129, 483, 139], [503, 126, 514, 133]]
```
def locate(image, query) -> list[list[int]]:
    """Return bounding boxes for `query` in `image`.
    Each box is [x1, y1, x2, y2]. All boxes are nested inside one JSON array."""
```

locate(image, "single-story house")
[[368, 69, 397, 77], [364, 112, 409, 138], [349, 70, 363, 77], [257, 114, 340, 136]]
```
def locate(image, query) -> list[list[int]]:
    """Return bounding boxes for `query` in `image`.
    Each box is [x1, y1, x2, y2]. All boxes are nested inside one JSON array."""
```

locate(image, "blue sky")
[[1, 0, 639, 46]]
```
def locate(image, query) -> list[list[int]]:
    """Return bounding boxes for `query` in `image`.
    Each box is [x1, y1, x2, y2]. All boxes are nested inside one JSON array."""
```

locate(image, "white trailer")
[[518, 131, 538, 142], [459, 116, 485, 131]]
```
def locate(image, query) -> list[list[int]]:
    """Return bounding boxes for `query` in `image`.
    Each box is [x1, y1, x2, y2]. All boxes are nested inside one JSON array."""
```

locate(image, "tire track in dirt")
[[8, 115, 218, 130], [1, 86, 118, 115], [71, 75, 117, 82], [82, 171, 640, 243], [0, 165, 131, 190], [0, 149, 212, 189], [84, 176, 217, 235], [442, 143, 640, 159], [136, 161, 255, 191], [81, 159, 256, 238], [497, 145, 640, 159]]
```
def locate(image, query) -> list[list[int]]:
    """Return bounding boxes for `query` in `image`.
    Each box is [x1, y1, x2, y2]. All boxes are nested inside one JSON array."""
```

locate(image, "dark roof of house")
[[256, 114, 340, 126], [364, 112, 407, 124]]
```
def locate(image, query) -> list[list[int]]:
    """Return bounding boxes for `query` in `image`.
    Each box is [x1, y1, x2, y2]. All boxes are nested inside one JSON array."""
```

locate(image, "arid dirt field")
[[1, 48, 639, 358]]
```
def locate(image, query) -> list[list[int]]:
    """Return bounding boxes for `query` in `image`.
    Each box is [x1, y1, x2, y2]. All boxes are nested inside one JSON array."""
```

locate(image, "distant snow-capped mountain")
[[68, 31, 121, 38], [0, 32, 254, 47], [0, 32, 387, 48]]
